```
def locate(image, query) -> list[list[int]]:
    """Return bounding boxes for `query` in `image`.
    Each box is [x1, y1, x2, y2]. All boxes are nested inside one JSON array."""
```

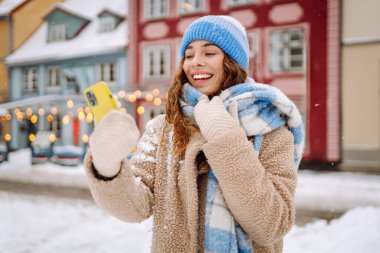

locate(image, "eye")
[[185, 54, 194, 59], [205, 52, 216, 56]]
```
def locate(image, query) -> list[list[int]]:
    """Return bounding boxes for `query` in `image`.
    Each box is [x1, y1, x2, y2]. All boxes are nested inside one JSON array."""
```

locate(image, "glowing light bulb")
[[29, 134, 36, 142], [67, 100, 74, 108], [154, 98, 162, 106], [145, 94, 153, 102], [49, 134, 56, 142], [4, 134, 11, 142], [82, 135, 89, 143], [152, 88, 160, 96], [30, 115, 38, 124], [137, 106, 145, 115], [51, 107, 58, 115]]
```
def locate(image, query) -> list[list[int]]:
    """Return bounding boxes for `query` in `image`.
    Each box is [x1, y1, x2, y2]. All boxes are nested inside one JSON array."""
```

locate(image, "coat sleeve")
[[84, 115, 165, 223], [202, 125, 297, 246]]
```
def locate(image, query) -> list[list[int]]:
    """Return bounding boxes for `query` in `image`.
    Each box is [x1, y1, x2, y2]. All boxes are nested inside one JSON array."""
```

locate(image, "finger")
[[228, 101, 239, 122]]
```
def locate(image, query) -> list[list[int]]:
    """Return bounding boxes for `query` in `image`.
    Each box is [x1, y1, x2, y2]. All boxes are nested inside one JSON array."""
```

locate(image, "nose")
[[191, 53, 206, 67]]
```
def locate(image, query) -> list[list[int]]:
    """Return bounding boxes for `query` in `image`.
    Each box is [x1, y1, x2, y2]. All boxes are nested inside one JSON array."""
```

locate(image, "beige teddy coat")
[[84, 115, 297, 253]]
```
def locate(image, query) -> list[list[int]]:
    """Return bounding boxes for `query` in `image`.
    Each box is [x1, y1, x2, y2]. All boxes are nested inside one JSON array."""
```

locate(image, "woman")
[[85, 15, 304, 253]]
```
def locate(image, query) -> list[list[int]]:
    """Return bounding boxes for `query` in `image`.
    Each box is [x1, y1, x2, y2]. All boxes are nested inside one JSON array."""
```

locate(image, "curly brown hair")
[[165, 54, 247, 157]]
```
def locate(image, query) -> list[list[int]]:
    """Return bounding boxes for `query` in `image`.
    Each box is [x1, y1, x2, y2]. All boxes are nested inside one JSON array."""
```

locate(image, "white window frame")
[[143, 44, 170, 80], [46, 66, 61, 91], [269, 28, 305, 73], [23, 68, 38, 92], [98, 62, 117, 85], [226, 0, 257, 7], [99, 16, 115, 33], [50, 23, 67, 42], [144, 0, 169, 20], [178, 0, 204, 15]]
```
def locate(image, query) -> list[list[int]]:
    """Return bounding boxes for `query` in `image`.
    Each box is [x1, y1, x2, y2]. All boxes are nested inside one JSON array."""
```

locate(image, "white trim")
[[97, 62, 117, 85], [23, 67, 38, 92], [0, 95, 83, 110], [143, 0, 169, 20], [49, 23, 67, 42], [46, 66, 61, 92], [269, 28, 305, 73], [142, 44, 171, 81], [99, 16, 116, 33], [342, 36, 380, 45]]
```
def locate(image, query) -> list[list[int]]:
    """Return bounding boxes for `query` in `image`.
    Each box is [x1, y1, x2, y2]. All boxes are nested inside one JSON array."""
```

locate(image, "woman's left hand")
[[194, 96, 239, 141]]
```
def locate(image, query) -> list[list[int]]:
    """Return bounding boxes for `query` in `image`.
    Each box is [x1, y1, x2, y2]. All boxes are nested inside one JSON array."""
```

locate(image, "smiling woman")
[[84, 15, 305, 253], [183, 40, 225, 95]]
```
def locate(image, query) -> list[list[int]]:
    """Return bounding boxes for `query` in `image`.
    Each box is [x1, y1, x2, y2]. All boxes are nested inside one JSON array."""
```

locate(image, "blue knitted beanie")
[[180, 15, 249, 70]]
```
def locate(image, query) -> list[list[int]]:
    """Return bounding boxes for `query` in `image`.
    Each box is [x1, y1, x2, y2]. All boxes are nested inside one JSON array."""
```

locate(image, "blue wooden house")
[[5, 0, 127, 152]]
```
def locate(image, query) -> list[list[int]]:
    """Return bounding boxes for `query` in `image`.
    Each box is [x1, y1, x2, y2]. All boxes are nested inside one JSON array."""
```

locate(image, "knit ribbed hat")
[[180, 15, 250, 70]]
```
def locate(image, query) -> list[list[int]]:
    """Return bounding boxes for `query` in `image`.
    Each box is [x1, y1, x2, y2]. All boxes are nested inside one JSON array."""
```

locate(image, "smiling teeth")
[[193, 74, 211, 80]]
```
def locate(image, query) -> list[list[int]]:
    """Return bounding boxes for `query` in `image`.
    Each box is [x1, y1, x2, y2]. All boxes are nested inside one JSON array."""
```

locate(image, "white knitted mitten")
[[194, 96, 239, 141], [89, 110, 140, 177]]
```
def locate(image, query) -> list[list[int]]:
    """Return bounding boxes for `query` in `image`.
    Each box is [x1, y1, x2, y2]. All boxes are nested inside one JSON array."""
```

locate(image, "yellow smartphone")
[[84, 81, 118, 123]]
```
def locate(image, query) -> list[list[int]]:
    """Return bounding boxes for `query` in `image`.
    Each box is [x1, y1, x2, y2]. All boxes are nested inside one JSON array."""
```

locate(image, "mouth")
[[192, 73, 213, 82]]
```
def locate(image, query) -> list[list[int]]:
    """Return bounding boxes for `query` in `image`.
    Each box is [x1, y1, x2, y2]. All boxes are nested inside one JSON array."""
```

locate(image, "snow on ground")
[[1, 190, 379, 253], [0, 191, 152, 253]]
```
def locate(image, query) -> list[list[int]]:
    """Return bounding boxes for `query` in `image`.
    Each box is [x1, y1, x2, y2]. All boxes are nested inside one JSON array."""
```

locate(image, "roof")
[[6, 0, 127, 66], [43, 2, 92, 21], [0, 0, 26, 16]]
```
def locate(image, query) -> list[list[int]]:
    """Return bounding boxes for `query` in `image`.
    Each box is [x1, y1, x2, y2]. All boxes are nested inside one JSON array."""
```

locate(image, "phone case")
[[83, 81, 118, 122]]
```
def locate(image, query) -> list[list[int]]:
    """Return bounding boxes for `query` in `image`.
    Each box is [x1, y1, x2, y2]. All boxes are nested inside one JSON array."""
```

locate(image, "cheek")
[[183, 63, 190, 76]]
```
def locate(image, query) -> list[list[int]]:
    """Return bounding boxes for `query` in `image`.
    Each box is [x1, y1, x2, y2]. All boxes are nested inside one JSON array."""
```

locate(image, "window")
[[23, 68, 38, 92], [227, 0, 257, 7], [144, 0, 168, 20], [270, 28, 304, 73], [143, 44, 170, 80], [99, 16, 115, 33], [46, 66, 61, 90], [178, 0, 204, 14], [98, 62, 116, 83], [49, 24, 66, 42]]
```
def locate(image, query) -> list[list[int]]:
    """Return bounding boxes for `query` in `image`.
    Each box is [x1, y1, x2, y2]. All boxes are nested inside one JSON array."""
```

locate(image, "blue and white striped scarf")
[[180, 79, 305, 253]]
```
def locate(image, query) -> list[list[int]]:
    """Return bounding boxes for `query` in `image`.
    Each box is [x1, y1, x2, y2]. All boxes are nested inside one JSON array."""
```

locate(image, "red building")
[[127, 0, 341, 163]]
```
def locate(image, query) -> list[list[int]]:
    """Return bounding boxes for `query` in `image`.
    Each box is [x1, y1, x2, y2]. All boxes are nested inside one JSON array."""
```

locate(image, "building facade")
[[341, 0, 380, 171], [4, 0, 128, 151], [0, 0, 62, 151], [0, 0, 63, 102], [128, 0, 341, 163]]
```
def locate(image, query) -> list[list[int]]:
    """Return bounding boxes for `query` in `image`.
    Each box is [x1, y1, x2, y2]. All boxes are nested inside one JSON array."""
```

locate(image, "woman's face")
[[183, 40, 225, 96]]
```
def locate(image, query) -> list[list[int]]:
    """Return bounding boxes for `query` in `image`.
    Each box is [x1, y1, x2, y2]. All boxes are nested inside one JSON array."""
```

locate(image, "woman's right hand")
[[89, 110, 140, 178]]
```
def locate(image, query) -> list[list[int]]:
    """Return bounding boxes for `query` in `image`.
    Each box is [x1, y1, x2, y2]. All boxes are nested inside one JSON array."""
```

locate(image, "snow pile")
[[284, 206, 380, 253], [0, 191, 152, 253], [0, 149, 87, 188]]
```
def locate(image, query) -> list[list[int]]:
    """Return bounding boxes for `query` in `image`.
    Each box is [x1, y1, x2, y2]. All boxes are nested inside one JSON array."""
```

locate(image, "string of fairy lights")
[[0, 88, 167, 145]]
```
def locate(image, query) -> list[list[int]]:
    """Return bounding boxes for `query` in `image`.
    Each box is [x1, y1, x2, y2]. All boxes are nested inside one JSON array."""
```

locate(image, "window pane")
[[270, 28, 304, 73]]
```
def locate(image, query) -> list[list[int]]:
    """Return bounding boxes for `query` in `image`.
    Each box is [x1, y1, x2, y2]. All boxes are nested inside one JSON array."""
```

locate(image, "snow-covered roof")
[[43, 2, 92, 21], [6, 0, 127, 66], [0, 0, 26, 16]]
